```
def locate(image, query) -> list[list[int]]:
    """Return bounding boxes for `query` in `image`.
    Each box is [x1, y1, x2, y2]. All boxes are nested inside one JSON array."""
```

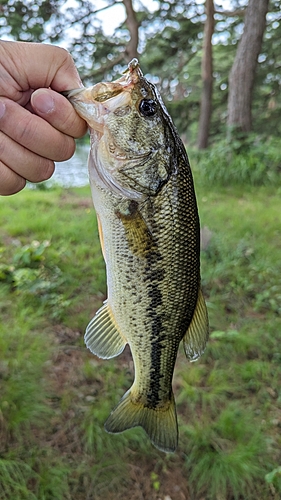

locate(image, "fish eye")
[[139, 99, 157, 117]]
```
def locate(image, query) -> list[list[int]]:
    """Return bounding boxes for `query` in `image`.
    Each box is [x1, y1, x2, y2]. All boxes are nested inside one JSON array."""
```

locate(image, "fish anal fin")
[[104, 389, 178, 453], [183, 288, 209, 362], [85, 301, 127, 359]]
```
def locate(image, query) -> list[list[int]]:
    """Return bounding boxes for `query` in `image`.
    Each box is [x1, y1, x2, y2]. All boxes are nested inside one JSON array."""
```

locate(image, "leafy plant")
[[0, 459, 37, 500], [183, 404, 267, 500], [0, 185, 280, 499], [193, 135, 281, 186], [0, 239, 70, 320], [265, 466, 281, 495]]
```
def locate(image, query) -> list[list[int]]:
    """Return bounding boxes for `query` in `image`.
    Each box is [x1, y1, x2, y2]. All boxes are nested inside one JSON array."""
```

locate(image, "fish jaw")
[[65, 60, 142, 132], [66, 61, 170, 200], [66, 85, 132, 133]]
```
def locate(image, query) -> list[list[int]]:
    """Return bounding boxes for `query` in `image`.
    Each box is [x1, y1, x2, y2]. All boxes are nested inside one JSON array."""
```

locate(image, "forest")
[[1, 0, 281, 148], [0, 1, 281, 499]]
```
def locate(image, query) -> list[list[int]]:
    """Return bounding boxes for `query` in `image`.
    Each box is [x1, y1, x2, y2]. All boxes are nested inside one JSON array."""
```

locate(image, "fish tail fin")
[[104, 389, 178, 453]]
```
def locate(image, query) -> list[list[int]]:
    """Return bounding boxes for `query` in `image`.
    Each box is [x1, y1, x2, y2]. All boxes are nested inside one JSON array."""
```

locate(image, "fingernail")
[[32, 90, 55, 114], [0, 100, 6, 119]]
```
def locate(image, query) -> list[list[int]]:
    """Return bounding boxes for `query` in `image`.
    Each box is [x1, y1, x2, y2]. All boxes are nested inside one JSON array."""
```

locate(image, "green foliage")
[[0, 0, 61, 42], [0, 185, 281, 499], [0, 455, 71, 500], [265, 466, 281, 492], [0, 311, 51, 439], [184, 404, 267, 500], [193, 135, 281, 186], [150, 471, 160, 491], [0, 0, 280, 143], [35, 456, 71, 500], [0, 239, 70, 320], [0, 459, 37, 500], [200, 232, 281, 315]]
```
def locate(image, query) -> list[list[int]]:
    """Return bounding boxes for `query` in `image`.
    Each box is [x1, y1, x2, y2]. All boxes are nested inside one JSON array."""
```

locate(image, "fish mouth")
[[63, 59, 143, 132]]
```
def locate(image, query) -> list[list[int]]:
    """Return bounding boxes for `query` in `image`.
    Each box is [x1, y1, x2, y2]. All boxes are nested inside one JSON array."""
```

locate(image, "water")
[[50, 143, 89, 188]]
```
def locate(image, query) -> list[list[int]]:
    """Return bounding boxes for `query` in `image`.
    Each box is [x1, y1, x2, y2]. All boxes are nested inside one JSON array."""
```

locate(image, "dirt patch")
[[41, 325, 193, 500]]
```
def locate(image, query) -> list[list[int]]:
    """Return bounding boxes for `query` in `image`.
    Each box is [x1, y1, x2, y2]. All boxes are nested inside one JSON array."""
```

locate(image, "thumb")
[[31, 88, 87, 139]]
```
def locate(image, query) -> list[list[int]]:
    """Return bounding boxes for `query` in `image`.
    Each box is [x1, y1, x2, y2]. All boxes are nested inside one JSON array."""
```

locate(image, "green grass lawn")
[[0, 179, 280, 500]]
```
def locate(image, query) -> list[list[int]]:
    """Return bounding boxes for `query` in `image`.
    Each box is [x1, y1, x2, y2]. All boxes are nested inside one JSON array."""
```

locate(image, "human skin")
[[0, 40, 87, 195]]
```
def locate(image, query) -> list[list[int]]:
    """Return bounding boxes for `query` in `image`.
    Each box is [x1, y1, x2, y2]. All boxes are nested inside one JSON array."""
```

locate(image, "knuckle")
[[56, 46, 72, 63], [35, 159, 55, 182], [0, 132, 7, 157], [16, 114, 36, 147], [10, 177, 26, 195], [56, 137, 76, 162], [0, 162, 26, 195]]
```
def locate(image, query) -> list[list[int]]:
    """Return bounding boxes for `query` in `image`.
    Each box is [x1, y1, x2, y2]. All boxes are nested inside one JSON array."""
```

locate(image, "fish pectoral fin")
[[85, 301, 127, 359], [183, 288, 209, 362], [115, 200, 156, 257], [104, 389, 178, 453]]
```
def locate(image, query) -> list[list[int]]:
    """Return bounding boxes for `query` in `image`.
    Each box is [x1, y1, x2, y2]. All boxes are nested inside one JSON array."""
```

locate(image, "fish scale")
[[66, 59, 209, 453]]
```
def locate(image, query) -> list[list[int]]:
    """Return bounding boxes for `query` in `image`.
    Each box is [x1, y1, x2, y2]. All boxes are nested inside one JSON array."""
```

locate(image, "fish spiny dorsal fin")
[[182, 288, 209, 362], [85, 301, 127, 359], [104, 389, 178, 453]]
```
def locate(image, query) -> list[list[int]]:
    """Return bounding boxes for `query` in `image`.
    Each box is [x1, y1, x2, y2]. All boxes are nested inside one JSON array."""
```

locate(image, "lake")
[[48, 143, 89, 188]]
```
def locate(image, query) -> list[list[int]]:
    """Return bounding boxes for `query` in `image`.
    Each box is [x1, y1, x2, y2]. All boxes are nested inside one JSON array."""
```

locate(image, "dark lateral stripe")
[[146, 275, 167, 408]]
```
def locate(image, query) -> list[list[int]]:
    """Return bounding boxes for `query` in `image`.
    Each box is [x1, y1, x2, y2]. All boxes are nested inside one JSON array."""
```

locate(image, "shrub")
[[192, 135, 281, 186]]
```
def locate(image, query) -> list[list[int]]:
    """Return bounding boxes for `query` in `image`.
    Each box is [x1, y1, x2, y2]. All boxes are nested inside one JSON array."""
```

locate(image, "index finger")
[[1, 42, 83, 102], [0, 97, 75, 161]]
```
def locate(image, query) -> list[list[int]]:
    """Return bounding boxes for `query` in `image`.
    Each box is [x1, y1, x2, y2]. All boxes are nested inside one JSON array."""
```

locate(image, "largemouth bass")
[[65, 59, 209, 453]]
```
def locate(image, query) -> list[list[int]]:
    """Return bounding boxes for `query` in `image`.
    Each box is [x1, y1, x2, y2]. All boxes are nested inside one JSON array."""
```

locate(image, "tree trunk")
[[123, 0, 139, 62], [227, 0, 269, 134], [197, 0, 215, 150]]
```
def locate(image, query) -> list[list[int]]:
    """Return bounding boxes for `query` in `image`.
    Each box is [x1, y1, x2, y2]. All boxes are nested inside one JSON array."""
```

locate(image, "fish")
[[65, 59, 209, 453]]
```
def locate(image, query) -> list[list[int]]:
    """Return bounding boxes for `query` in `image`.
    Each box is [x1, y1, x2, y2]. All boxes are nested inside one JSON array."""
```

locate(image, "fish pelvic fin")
[[85, 301, 127, 359], [104, 389, 178, 453], [183, 288, 209, 361]]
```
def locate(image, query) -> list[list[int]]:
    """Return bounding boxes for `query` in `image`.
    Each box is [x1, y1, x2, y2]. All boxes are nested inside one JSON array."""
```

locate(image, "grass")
[[0, 178, 281, 499]]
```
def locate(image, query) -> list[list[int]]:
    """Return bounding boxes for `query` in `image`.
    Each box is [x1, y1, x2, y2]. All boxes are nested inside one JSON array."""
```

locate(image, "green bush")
[[183, 403, 268, 500], [192, 135, 281, 186], [0, 240, 70, 320]]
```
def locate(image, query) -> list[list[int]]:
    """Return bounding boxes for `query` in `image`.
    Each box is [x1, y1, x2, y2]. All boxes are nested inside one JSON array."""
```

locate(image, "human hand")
[[0, 41, 87, 195]]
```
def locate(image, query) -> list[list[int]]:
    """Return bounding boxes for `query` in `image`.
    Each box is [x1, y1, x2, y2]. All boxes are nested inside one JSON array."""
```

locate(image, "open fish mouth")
[[62, 59, 143, 132]]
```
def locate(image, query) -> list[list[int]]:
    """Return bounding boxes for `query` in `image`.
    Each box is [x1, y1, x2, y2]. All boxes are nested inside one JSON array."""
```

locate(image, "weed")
[[35, 456, 71, 500], [265, 466, 281, 496], [183, 403, 267, 500], [0, 185, 281, 499], [0, 239, 71, 320], [150, 471, 160, 491], [0, 314, 52, 445], [0, 459, 37, 500], [192, 135, 281, 187]]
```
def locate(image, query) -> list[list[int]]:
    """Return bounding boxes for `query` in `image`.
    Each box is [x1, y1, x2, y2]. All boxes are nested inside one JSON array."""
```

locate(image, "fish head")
[[66, 59, 176, 199]]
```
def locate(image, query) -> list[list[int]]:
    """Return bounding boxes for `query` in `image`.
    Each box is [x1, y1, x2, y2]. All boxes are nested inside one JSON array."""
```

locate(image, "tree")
[[227, 0, 270, 135], [197, 0, 215, 149], [123, 0, 139, 61], [1, 0, 280, 143], [0, 0, 62, 41], [0, 0, 141, 80]]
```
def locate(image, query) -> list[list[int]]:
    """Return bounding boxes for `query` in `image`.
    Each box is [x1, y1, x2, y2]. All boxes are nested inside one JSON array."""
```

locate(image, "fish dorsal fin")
[[85, 301, 127, 359], [183, 288, 209, 362]]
